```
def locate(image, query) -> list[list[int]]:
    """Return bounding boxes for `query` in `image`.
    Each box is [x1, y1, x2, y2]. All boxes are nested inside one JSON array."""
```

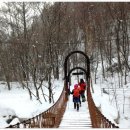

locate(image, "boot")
[[74, 103, 76, 109], [77, 103, 79, 111], [82, 97, 86, 102], [79, 97, 81, 107]]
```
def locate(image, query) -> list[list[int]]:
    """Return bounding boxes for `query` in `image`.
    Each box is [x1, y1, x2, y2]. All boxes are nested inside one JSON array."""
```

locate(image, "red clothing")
[[72, 87, 80, 96], [79, 82, 86, 91]]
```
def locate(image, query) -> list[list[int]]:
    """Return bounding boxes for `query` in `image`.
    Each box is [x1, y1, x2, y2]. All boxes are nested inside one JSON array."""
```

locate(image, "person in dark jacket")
[[78, 79, 86, 102]]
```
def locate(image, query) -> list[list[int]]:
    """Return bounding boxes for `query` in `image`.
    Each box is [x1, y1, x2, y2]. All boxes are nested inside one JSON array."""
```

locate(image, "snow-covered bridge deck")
[[59, 95, 92, 128]]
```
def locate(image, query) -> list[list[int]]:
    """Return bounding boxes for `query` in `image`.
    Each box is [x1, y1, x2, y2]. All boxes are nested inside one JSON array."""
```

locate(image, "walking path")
[[59, 95, 92, 128]]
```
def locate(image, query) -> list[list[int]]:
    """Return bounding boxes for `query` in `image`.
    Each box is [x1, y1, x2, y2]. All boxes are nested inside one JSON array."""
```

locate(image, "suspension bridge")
[[7, 51, 119, 128]]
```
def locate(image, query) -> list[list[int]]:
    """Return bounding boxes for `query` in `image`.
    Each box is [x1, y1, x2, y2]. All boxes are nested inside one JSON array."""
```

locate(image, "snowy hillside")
[[91, 56, 130, 128], [0, 79, 64, 128]]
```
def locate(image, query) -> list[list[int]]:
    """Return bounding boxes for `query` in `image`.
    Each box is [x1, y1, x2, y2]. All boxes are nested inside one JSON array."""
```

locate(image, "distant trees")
[[74, 3, 130, 84], [0, 2, 130, 101]]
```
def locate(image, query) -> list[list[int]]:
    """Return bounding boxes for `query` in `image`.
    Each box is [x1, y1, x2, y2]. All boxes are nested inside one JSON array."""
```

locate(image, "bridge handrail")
[[87, 78, 119, 128], [7, 86, 67, 128]]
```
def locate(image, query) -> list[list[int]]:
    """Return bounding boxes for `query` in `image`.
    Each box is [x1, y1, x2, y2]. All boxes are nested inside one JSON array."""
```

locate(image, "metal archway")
[[67, 67, 88, 92], [67, 66, 87, 82], [64, 51, 90, 96]]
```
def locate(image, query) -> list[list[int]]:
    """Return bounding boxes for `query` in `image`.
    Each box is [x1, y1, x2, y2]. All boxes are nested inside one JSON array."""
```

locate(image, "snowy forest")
[[0, 2, 130, 128]]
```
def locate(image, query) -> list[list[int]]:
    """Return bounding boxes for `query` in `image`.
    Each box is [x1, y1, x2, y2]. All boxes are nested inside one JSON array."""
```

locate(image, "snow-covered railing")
[[7, 86, 67, 128], [87, 78, 119, 128]]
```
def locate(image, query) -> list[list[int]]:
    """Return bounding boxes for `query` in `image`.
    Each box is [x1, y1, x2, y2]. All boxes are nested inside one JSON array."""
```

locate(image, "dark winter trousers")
[[79, 95, 81, 106], [80, 90, 86, 102], [73, 97, 80, 111], [74, 102, 79, 111]]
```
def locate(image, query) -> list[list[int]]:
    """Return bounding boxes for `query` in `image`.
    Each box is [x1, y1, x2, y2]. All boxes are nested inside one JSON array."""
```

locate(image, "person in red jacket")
[[71, 84, 80, 111], [78, 79, 86, 102]]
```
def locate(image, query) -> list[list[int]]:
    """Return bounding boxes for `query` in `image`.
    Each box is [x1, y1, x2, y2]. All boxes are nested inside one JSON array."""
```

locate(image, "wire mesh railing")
[[7, 86, 67, 128]]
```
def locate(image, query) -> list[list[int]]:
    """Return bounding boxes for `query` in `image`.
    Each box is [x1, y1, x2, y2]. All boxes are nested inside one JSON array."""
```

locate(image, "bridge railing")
[[87, 78, 119, 128], [7, 86, 67, 128]]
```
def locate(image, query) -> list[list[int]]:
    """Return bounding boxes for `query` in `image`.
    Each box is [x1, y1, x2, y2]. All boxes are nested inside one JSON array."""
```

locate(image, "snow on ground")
[[0, 59, 130, 128], [0, 105, 16, 128], [91, 59, 130, 128], [92, 84, 118, 125], [0, 79, 64, 128], [67, 73, 130, 128], [59, 87, 91, 128]]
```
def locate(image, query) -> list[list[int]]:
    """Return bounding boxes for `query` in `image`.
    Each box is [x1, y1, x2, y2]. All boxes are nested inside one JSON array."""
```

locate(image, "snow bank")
[[0, 104, 17, 128], [92, 84, 118, 125], [0, 79, 64, 128], [100, 94, 118, 124], [9, 117, 20, 125]]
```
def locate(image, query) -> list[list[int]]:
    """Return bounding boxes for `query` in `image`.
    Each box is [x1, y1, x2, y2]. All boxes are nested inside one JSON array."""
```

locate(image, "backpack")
[[73, 88, 80, 97]]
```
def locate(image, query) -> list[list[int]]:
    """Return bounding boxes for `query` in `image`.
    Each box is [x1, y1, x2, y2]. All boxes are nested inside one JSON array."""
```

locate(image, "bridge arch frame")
[[67, 67, 88, 91], [67, 66, 87, 82], [64, 51, 90, 95]]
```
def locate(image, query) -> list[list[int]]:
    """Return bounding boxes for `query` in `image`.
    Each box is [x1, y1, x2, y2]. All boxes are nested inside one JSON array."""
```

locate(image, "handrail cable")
[[87, 77, 119, 128]]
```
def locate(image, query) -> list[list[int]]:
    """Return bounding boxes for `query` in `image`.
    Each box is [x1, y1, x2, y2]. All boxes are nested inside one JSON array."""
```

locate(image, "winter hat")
[[74, 84, 78, 89]]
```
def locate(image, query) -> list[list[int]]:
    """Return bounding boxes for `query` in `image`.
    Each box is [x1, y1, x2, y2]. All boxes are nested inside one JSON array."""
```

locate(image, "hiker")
[[71, 84, 80, 111], [78, 85, 81, 107], [78, 79, 86, 102]]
